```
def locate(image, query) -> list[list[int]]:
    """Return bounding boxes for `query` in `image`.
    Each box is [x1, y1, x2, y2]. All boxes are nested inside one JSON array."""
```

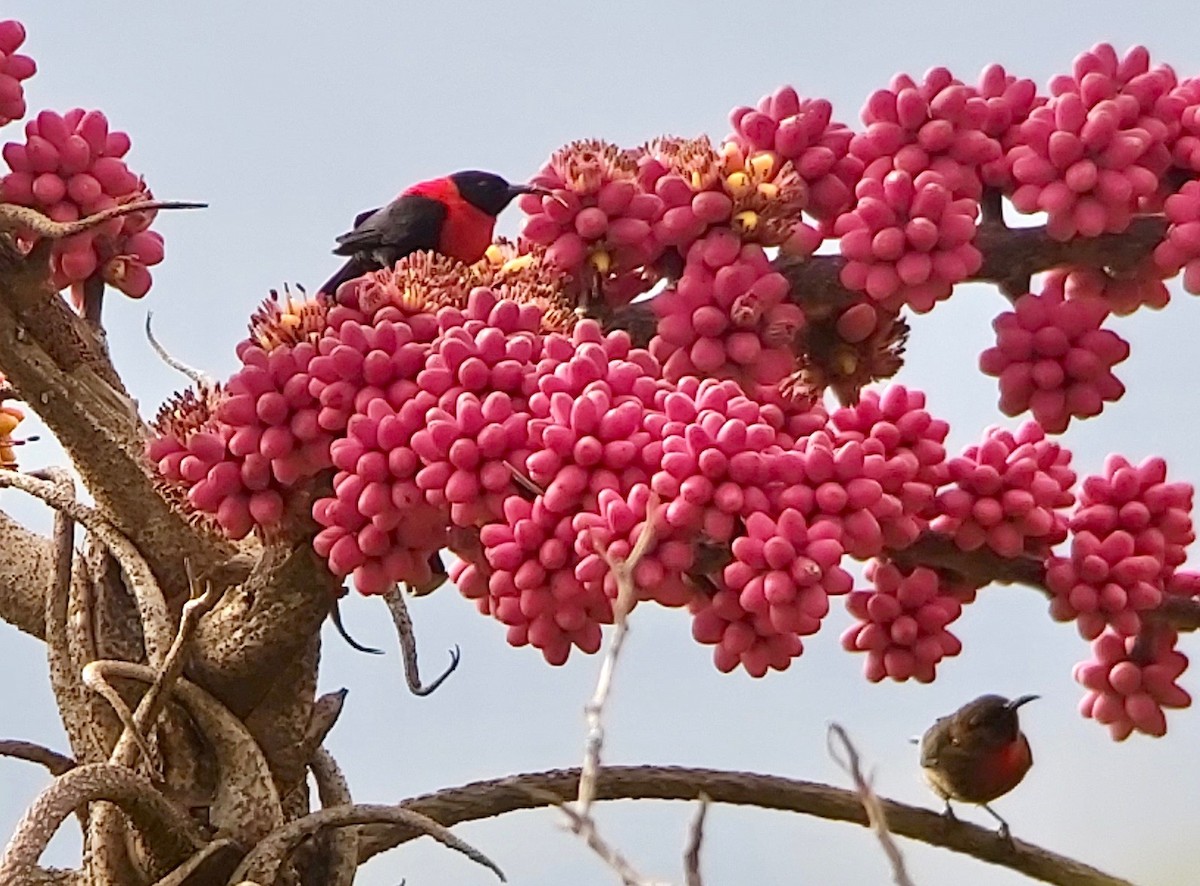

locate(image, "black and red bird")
[[319, 170, 542, 296]]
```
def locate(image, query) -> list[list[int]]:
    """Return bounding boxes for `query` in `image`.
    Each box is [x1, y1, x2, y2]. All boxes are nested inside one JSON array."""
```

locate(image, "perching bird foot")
[[996, 822, 1014, 844]]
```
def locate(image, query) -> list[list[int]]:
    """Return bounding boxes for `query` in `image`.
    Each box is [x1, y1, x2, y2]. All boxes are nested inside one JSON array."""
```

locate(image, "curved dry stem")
[[0, 200, 206, 240], [297, 689, 348, 769], [108, 579, 228, 769], [0, 470, 171, 665], [383, 585, 461, 696], [81, 662, 158, 773], [39, 471, 96, 764], [144, 311, 215, 387], [84, 660, 283, 846], [21, 868, 85, 885], [329, 598, 383, 654], [231, 803, 506, 885], [358, 766, 1133, 886], [310, 747, 357, 886], [149, 839, 242, 886], [0, 763, 205, 884]]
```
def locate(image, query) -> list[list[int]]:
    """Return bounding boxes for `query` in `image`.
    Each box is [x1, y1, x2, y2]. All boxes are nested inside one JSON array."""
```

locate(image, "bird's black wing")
[[332, 194, 447, 257], [351, 206, 382, 228]]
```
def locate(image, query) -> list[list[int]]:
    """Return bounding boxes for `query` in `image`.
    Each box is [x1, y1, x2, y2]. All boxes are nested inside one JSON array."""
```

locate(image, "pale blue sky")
[[2, 3, 1199, 884]]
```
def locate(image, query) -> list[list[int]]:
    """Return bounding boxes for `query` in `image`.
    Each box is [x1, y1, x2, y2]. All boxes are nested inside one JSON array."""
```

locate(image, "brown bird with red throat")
[[919, 693, 1038, 840]]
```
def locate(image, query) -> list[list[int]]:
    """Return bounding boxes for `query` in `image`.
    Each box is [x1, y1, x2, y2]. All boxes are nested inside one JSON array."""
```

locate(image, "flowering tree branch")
[[356, 765, 1134, 886]]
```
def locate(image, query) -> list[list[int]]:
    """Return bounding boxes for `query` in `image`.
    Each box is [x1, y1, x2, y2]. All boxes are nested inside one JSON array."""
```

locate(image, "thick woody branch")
[[357, 766, 1133, 886], [606, 215, 1172, 344], [0, 763, 205, 884], [0, 507, 51, 638], [0, 242, 239, 594], [890, 531, 1200, 633], [0, 470, 172, 665], [777, 215, 1170, 318], [190, 542, 335, 717]]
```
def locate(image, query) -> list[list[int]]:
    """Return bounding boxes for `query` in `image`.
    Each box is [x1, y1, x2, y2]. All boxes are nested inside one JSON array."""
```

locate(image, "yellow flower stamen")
[[749, 152, 777, 178], [725, 172, 753, 199], [588, 250, 612, 274], [732, 210, 760, 234]]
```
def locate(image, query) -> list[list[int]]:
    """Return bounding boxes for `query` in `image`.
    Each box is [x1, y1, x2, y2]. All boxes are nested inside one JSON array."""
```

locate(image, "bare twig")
[[357, 766, 1133, 886], [0, 200, 206, 240], [382, 584, 461, 695], [0, 469, 172, 665], [230, 804, 506, 885], [144, 312, 215, 387], [0, 741, 75, 777], [682, 794, 709, 886], [0, 763, 205, 885], [828, 724, 916, 886], [578, 496, 659, 816], [552, 795, 661, 886]]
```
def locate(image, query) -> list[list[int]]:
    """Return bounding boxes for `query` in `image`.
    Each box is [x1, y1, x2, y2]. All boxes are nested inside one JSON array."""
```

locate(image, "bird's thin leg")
[[941, 799, 958, 822], [980, 803, 1012, 841]]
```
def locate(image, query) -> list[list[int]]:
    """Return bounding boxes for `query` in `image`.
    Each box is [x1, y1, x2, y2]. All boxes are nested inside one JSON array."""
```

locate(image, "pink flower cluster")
[[853, 67, 1003, 200], [1075, 626, 1191, 739], [933, 421, 1075, 558], [835, 168, 982, 312], [829, 384, 949, 548], [1, 108, 162, 299], [842, 561, 964, 683], [979, 282, 1129, 433], [1006, 44, 1177, 239], [727, 84, 861, 220], [1154, 179, 1200, 293], [650, 229, 802, 390], [0, 21, 34, 127], [520, 140, 663, 302], [1048, 455, 1193, 639]]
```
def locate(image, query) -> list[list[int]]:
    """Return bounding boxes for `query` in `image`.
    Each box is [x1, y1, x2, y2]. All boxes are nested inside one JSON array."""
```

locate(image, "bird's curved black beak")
[[507, 183, 550, 199], [1007, 695, 1040, 711]]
